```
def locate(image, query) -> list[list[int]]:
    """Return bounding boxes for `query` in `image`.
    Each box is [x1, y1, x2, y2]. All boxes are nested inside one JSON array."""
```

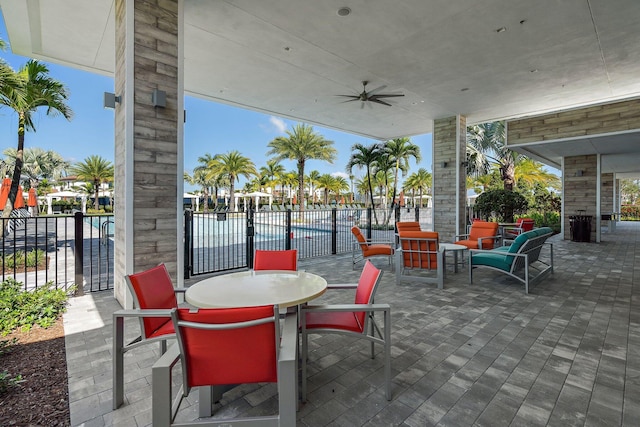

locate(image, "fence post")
[[366, 208, 372, 240], [246, 207, 255, 268], [285, 209, 292, 250], [415, 207, 420, 222], [74, 212, 84, 296], [331, 208, 337, 254], [183, 210, 192, 279]]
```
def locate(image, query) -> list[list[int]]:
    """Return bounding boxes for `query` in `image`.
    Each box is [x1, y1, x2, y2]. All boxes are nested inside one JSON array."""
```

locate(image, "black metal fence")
[[185, 206, 431, 277], [1, 212, 114, 293], [1, 206, 433, 292]]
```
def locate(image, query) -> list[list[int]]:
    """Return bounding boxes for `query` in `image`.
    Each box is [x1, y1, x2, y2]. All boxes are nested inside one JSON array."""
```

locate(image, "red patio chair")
[[503, 218, 535, 239], [112, 263, 186, 409], [254, 249, 297, 270], [300, 260, 392, 402], [152, 305, 297, 426]]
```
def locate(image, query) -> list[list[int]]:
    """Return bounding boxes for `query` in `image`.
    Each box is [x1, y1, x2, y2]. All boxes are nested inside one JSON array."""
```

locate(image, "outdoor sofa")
[[469, 227, 554, 294]]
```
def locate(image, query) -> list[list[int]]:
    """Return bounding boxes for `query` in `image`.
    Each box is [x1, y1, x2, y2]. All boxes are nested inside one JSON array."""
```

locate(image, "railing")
[[185, 206, 432, 277], [1, 206, 432, 291], [1, 212, 114, 293]]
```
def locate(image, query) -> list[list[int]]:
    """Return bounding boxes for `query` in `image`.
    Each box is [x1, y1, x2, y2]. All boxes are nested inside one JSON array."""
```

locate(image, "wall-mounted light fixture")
[[103, 92, 121, 109], [152, 89, 166, 108], [575, 170, 583, 177], [441, 162, 448, 168]]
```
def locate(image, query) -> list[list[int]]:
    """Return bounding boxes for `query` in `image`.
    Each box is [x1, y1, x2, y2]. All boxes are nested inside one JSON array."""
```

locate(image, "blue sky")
[[0, 19, 433, 192]]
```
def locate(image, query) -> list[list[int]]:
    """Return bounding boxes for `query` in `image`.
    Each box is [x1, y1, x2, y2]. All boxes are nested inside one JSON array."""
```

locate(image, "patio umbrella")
[[292, 194, 297, 205], [399, 191, 405, 207], [28, 188, 37, 207], [0, 177, 10, 210], [14, 186, 25, 209], [340, 196, 345, 205]]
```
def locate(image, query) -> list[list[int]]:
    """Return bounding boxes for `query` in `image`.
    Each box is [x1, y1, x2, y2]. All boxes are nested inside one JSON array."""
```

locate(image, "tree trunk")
[[3, 114, 26, 219]]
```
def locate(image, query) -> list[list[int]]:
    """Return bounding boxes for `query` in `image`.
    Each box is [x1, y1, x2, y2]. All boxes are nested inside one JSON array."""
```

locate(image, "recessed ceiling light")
[[496, 27, 507, 33], [337, 7, 351, 17], [284, 46, 292, 52]]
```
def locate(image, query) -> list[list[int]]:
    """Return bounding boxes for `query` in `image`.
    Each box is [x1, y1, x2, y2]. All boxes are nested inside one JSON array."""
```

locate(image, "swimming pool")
[[192, 215, 331, 247]]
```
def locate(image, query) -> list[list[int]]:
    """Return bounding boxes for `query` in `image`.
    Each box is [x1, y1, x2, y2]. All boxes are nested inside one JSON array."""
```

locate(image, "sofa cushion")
[[471, 252, 511, 271]]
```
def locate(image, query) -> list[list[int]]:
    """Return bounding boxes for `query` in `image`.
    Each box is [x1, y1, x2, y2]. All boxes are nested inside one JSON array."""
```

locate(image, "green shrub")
[[0, 249, 45, 269], [621, 205, 640, 221], [474, 189, 529, 222], [0, 278, 71, 336]]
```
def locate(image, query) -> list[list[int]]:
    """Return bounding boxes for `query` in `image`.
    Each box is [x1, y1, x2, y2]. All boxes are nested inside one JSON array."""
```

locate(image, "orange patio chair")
[[396, 221, 422, 232], [254, 249, 298, 270], [152, 305, 297, 426], [454, 220, 500, 250], [300, 260, 391, 402], [351, 225, 394, 270], [395, 230, 444, 288], [113, 263, 186, 409]]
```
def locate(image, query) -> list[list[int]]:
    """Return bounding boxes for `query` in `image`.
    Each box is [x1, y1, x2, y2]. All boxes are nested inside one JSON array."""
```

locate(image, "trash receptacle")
[[569, 215, 592, 242]]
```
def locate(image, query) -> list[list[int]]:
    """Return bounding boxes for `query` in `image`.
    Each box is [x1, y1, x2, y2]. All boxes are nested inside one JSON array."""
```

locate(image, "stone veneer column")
[[601, 173, 614, 214], [114, 0, 183, 307], [563, 155, 597, 241], [433, 116, 467, 242]]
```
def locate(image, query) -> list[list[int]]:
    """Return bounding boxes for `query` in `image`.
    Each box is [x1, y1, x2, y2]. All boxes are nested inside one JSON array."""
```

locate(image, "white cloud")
[[269, 116, 287, 133], [331, 171, 349, 179]]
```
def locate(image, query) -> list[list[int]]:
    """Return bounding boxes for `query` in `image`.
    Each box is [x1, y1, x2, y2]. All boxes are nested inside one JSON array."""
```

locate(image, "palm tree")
[[346, 143, 383, 223], [69, 155, 114, 210], [383, 137, 421, 207], [316, 174, 336, 205], [259, 159, 285, 200], [306, 170, 321, 205], [405, 168, 431, 208], [207, 151, 256, 211], [184, 169, 214, 212], [280, 171, 298, 207], [467, 121, 525, 191], [267, 123, 336, 214], [514, 159, 560, 191], [192, 153, 222, 212], [3, 147, 69, 189], [0, 60, 72, 218]]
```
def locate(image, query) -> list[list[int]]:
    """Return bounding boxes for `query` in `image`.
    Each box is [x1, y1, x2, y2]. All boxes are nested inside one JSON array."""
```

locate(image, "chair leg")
[[301, 315, 308, 402], [113, 315, 124, 410], [383, 308, 392, 401]]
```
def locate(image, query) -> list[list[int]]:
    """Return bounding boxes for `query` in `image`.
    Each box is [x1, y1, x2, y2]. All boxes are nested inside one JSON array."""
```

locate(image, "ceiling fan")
[[338, 81, 404, 108]]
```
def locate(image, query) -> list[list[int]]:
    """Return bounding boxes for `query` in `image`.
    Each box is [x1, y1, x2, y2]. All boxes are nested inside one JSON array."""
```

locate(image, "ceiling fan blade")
[[370, 93, 405, 99], [367, 85, 387, 94], [340, 98, 361, 104], [370, 98, 393, 107], [360, 101, 365, 109], [336, 94, 360, 99]]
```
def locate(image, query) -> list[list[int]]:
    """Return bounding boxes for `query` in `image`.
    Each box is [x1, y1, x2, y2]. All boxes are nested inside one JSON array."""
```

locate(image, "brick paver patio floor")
[[63, 222, 639, 426]]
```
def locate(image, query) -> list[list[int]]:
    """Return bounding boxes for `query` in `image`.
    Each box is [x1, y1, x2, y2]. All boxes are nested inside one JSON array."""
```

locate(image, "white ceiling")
[[2, 0, 640, 174]]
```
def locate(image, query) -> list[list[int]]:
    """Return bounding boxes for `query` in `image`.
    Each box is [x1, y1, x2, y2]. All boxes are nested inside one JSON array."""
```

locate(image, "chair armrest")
[[113, 308, 174, 319], [326, 283, 358, 290], [302, 303, 390, 314], [353, 240, 393, 246], [174, 288, 188, 303], [454, 233, 470, 240]]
